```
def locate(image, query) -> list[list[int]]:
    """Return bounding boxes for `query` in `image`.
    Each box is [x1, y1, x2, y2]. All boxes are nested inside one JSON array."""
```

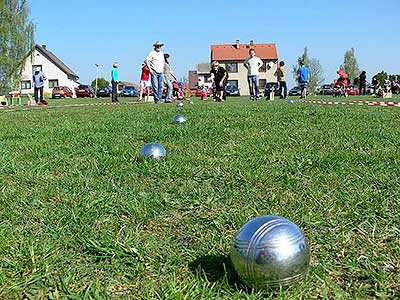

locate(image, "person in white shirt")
[[145, 41, 165, 103], [244, 49, 263, 101], [32, 66, 47, 104]]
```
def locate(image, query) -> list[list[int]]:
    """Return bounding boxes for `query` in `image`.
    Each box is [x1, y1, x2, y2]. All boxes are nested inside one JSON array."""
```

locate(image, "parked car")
[[264, 82, 280, 99], [120, 86, 139, 97], [225, 85, 240, 96], [52, 86, 73, 99], [347, 85, 360, 95], [75, 85, 95, 98], [96, 86, 111, 97], [196, 86, 211, 97], [289, 86, 310, 97], [319, 84, 334, 95]]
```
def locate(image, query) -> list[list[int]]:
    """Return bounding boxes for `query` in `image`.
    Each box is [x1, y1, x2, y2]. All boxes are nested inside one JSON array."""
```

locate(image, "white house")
[[20, 44, 80, 95]]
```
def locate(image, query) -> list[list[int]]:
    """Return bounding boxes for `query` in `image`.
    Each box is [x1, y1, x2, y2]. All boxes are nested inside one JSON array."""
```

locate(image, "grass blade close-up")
[[0, 96, 399, 299]]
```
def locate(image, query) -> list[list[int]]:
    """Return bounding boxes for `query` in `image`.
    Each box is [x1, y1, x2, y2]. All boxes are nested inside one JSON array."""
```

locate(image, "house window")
[[259, 79, 267, 89], [49, 79, 59, 88], [21, 80, 32, 90], [32, 65, 42, 73], [225, 62, 238, 73], [260, 61, 267, 72], [227, 80, 238, 87]]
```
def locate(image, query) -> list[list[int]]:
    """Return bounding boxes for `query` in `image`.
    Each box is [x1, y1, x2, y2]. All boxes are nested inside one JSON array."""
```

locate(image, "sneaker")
[[39, 101, 48, 105]]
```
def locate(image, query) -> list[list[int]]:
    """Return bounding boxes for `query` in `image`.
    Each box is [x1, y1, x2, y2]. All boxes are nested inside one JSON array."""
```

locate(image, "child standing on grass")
[[201, 85, 208, 100], [138, 63, 151, 102]]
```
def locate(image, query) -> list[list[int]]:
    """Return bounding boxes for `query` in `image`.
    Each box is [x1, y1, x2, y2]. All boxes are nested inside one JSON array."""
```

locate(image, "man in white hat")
[[145, 41, 165, 103]]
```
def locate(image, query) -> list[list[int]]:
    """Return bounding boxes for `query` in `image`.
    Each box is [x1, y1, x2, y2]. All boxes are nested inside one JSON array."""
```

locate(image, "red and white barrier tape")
[[0, 101, 141, 113], [301, 100, 400, 107]]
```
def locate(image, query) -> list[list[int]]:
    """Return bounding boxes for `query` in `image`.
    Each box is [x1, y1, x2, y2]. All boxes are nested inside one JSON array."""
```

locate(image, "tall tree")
[[340, 48, 360, 84], [292, 47, 311, 80], [292, 47, 324, 94], [0, 0, 35, 94], [309, 58, 325, 93]]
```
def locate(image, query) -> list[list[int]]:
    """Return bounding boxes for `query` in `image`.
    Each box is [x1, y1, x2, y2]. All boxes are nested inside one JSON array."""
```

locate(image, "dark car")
[[76, 85, 95, 98], [225, 85, 240, 96], [264, 82, 280, 99], [289, 86, 309, 96], [319, 84, 334, 95], [96, 86, 111, 97], [120, 86, 139, 97], [52, 86, 73, 99]]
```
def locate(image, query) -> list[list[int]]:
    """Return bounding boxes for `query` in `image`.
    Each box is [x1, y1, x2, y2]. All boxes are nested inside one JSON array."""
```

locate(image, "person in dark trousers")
[[111, 62, 119, 102], [277, 61, 288, 99], [32, 67, 48, 105], [210, 61, 228, 102], [359, 71, 367, 95]]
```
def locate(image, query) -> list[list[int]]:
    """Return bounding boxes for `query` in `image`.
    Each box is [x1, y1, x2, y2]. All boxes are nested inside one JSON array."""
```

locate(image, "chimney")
[[250, 40, 254, 46], [42, 44, 47, 49], [235, 40, 240, 49]]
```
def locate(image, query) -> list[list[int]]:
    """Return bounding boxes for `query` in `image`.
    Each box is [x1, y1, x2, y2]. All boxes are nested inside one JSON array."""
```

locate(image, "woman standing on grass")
[[163, 54, 177, 103], [210, 61, 228, 102]]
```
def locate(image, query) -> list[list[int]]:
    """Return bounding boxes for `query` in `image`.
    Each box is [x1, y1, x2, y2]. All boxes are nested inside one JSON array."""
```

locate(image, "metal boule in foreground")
[[288, 99, 295, 104], [176, 102, 184, 107], [173, 114, 187, 124], [230, 215, 310, 290], [140, 143, 167, 160], [188, 99, 194, 104]]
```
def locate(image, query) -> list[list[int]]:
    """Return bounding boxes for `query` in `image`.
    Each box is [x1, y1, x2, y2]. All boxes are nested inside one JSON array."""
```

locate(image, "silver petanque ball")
[[231, 215, 310, 290], [139, 142, 167, 160], [173, 114, 187, 124], [188, 99, 194, 104], [176, 102, 184, 107], [288, 99, 295, 104]]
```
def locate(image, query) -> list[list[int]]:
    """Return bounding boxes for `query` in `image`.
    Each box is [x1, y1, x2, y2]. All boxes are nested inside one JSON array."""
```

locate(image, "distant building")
[[211, 40, 278, 95], [188, 62, 212, 94], [20, 44, 79, 95]]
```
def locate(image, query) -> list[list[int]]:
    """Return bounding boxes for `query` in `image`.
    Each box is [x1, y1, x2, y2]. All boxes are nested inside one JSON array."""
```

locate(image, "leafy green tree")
[[91, 77, 109, 89], [373, 71, 387, 87], [0, 0, 35, 94], [340, 48, 360, 84], [292, 47, 311, 80], [292, 47, 324, 93]]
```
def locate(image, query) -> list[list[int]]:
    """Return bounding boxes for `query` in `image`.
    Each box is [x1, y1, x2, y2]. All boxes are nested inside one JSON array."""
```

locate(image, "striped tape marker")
[[0, 101, 144, 113], [301, 100, 400, 107]]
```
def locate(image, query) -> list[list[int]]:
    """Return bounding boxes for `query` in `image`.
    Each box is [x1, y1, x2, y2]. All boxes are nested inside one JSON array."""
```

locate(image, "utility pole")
[[95, 64, 99, 97]]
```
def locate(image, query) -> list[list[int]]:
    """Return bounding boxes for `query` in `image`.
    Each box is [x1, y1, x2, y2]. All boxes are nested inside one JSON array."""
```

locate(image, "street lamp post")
[[95, 64, 99, 98]]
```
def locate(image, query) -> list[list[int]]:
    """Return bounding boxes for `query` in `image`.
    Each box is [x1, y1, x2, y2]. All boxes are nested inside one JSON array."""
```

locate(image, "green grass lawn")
[[0, 97, 399, 299]]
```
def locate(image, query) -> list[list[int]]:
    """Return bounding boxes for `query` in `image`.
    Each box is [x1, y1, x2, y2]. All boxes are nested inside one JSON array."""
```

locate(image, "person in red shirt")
[[138, 63, 151, 102]]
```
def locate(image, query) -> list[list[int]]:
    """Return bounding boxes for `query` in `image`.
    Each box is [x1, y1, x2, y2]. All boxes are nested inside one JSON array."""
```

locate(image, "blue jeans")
[[151, 72, 164, 103], [248, 75, 260, 99], [165, 79, 173, 102]]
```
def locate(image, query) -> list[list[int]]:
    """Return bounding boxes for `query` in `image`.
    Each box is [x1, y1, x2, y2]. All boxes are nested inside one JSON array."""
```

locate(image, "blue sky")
[[30, 0, 399, 87]]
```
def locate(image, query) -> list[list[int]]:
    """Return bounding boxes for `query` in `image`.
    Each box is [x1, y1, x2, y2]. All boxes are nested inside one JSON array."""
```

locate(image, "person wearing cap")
[[111, 62, 119, 102], [163, 54, 177, 103], [145, 41, 165, 103]]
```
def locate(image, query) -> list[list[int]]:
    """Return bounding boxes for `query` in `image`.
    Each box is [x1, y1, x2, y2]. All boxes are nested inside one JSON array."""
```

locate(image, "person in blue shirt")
[[297, 61, 310, 99], [111, 62, 119, 102], [32, 67, 47, 104]]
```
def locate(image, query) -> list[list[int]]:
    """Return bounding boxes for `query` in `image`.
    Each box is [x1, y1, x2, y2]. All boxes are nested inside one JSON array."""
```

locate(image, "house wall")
[[20, 49, 79, 96], [220, 60, 278, 96]]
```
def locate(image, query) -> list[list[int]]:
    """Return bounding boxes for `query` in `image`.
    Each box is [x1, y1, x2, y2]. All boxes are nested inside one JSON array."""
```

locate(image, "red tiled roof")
[[211, 43, 278, 61]]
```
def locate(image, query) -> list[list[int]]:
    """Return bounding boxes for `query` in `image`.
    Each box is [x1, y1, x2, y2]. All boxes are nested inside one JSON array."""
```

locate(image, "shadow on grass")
[[189, 255, 250, 291]]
